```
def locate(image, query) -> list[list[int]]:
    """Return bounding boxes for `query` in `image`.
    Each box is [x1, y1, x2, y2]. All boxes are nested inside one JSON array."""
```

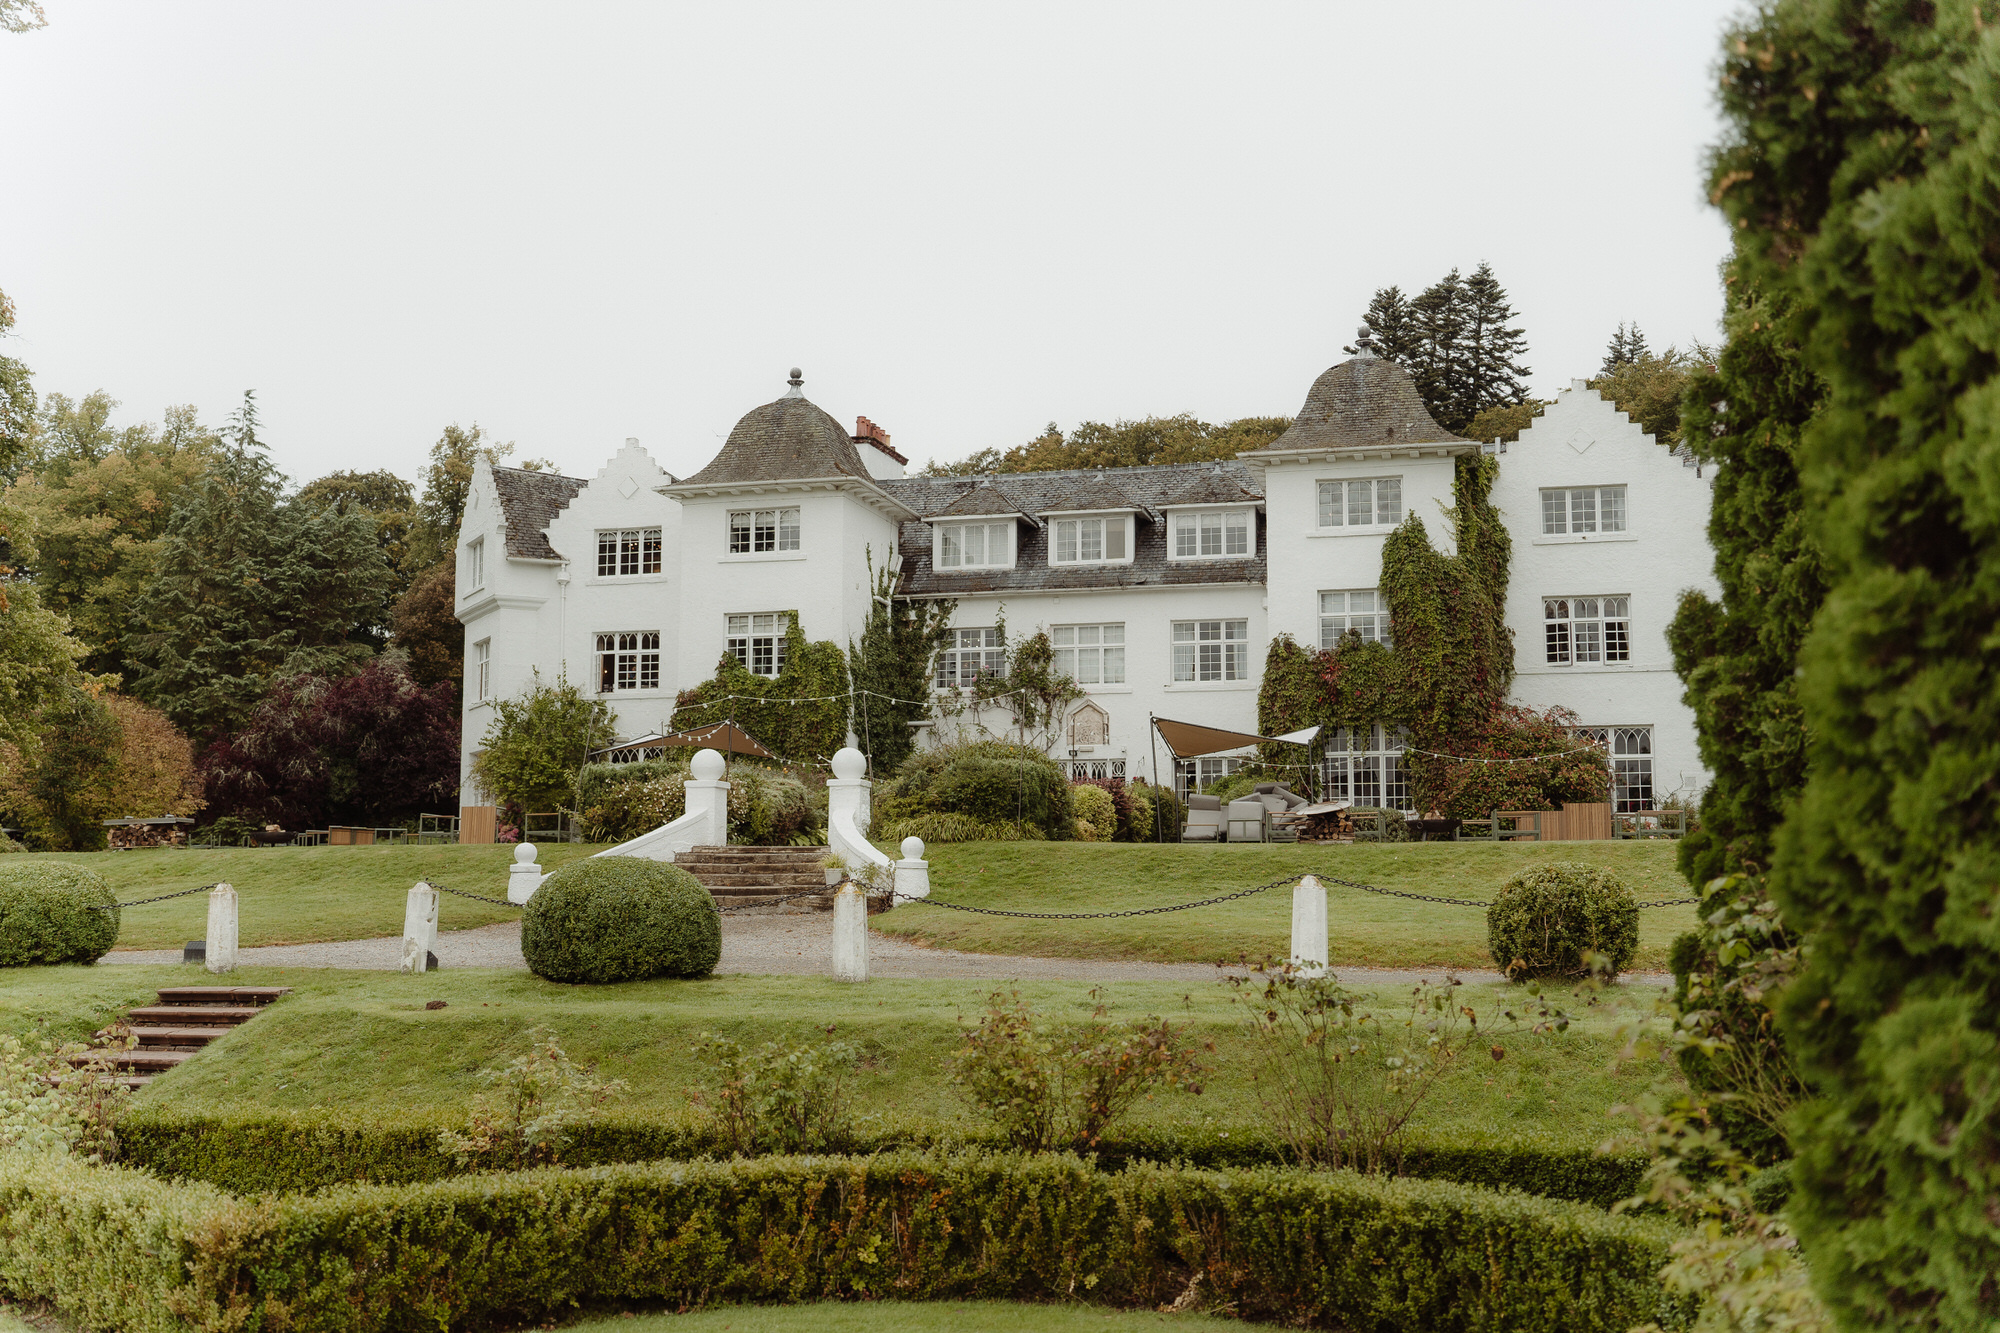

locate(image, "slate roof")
[[492, 466, 587, 560], [933, 480, 1036, 521], [883, 462, 1265, 595], [1157, 467, 1262, 508], [1036, 474, 1145, 516], [1249, 355, 1469, 453], [677, 388, 875, 487]]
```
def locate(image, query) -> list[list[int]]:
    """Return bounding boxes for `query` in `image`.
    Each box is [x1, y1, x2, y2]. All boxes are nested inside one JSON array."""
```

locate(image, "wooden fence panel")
[[459, 805, 497, 845]]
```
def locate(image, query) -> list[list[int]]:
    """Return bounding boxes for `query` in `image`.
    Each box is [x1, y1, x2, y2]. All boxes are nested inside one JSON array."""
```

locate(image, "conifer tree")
[[1348, 268, 1531, 433], [848, 551, 955, 773], [1406, 269, 1469, 429], [1459, 262, 1531, 427], [1600, 322, 1650, 373], [1701, 1, 2000, 1318], [1344, 285, 1420, 364]]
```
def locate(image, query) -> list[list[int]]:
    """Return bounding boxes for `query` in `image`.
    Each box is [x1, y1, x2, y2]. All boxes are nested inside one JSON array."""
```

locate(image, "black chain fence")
[[89, 883, 220, 911], [896, 873, 1700, 918]]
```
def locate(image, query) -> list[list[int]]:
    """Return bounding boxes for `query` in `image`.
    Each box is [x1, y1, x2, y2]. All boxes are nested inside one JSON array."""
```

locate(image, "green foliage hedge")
[[0, 864, 118, 966], [521, 856, 720, 984], [1486, 862, 1637, 980], [575, 757, 821, 846], [113, 1112, 1649, 1206], [671, 616, 849, 765], [0, 1151, 1689, 1333], [874, 740, 1071, 842]]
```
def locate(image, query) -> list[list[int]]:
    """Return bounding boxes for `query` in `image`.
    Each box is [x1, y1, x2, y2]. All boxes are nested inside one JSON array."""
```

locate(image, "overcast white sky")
[[1, 2, 1745, 486]]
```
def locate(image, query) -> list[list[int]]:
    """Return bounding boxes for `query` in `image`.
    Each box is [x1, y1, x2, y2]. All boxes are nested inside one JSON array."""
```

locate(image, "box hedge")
[[114, 1111, 1649, 1207], [520, 856, 721, 984], [1485, 862, 1638, 979], [0, 863, 119, 966], [0, 1150, 1690, 1333]]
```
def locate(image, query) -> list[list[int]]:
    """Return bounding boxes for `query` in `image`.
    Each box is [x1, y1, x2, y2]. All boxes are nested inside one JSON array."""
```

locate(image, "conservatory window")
[[1320, 724, 1411, 811], [1571, 725, 1654, 812]]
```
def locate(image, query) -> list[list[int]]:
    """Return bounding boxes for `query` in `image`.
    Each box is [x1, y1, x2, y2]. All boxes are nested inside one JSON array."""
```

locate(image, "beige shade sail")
[[590, 719, 778, 762], [1150, 715, 1286, 760]]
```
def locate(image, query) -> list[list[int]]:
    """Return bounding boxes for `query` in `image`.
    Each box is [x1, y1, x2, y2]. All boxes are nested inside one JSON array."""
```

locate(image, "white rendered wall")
[[543, 443, 683, 740], [456, 460, 563, 797], [1260, 452, 1461, 651], [670, 487, 902, 690], [1489, 382, 1720, 803], [929, 584, 1266, 785]]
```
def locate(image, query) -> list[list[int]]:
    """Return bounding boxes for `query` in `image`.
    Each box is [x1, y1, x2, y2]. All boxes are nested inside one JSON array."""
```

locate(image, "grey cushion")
[[1186, 794, 1223, 811]]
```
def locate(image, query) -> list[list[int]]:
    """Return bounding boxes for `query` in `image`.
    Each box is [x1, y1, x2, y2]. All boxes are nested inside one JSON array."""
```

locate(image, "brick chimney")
[[852, 415, 908, 465]]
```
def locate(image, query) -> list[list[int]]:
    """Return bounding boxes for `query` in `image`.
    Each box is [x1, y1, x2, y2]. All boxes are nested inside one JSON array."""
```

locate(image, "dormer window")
[[937, 520, 1013, 570], [1170, 509, 1251, 559], [729, 508, 799, 554], [1051, 515, 1130, 565]]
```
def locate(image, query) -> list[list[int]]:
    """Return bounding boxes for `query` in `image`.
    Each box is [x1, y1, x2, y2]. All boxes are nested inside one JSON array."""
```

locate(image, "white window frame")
[[936, 627, 1006, 688], [727, 612, 790, 677], [727, 507, 801, 555], [1319, 589, 1390, 647], [1051, 623, 1125, 686], [595, 631, 661, 694], [1540, 486, 1628, 537], [1543, 596, 1632, 666], [1315, 477, 1404, 530], [597, 527, 663, 577], [1171, 619, 1249, 683], [473, 638, 490, 703], [935, 520, 1014, 570], [1048, 513, 1133, 566], [464, 537, 484, 593], [1572, 725, 1654, 812], [1168, 509, 1252, 560], [1321, 724, 1411, 811], [1176, 755, 1242, 798]]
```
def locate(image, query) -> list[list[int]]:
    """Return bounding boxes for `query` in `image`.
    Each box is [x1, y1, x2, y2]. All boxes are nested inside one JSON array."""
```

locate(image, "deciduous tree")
[[473, 674, 614, 815], [920, 415, 1288, 477], [389, 560, 462, 700]]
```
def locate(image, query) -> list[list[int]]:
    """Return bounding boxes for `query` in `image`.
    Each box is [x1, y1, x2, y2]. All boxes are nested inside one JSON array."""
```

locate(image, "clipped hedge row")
[[0, 1151, 1690, 1333], [115, 1113, 1649, 1206]]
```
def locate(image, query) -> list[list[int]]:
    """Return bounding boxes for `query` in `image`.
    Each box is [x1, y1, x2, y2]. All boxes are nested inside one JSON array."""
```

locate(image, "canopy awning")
[[1150, 716, 1299, 760], [590, 720, 777, 762]]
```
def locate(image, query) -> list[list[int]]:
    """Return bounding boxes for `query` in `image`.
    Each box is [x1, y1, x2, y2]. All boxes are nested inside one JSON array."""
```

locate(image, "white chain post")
[[401, 881, 439, 974], [831, 880, 869, 982], [1290, 874, 1328, 979], [204, 882, 238, 975]]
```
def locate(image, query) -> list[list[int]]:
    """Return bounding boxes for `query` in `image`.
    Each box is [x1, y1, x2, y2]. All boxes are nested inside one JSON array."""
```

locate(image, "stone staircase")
[[675, 845, 831, 912], [77, 985, 292, 1090]]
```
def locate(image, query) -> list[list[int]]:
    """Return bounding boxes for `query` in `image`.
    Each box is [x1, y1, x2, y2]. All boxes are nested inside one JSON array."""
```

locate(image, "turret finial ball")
[[831, 747, 867, 780], [514, 843, 538, 865], [690, 748, 726, 781], [900, 836, 925, 861]]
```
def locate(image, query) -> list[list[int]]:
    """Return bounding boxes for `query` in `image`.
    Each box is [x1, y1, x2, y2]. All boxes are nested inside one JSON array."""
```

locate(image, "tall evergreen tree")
[[1406, 269, 1469, 429], [1344, 285, 1421, 364], [1600, 322, 1651, 373], [849, 551, 956, 773], [1459, 262, 1531, 426], [125, 392, 392, 740], [1701, 1, 2000, 1319]]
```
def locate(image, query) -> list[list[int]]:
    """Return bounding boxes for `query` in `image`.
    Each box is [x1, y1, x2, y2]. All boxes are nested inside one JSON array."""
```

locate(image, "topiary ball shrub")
[[521, 856, 720, 984], [1485, 861, 1638, 980], [0, 864, 120, 966]]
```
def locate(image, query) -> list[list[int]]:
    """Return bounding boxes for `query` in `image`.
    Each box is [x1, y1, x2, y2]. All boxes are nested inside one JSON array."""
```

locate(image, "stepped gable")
[[678, 370, 874, 487], [493, 466, 588, 560], [1250, 355, 1469, 453], [882, 461, 1265, 595]]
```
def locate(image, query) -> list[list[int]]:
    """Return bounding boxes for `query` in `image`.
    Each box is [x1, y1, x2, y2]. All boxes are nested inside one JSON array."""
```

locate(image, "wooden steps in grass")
[[76, 985, 291, 1091]]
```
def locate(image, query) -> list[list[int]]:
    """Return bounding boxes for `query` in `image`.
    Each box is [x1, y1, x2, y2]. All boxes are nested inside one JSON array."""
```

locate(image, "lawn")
[[0, 963, 1677, 1158], [882, 840, 1698, 971], [17, 844, 599, 951], [567, 1301, 1258, 1331]]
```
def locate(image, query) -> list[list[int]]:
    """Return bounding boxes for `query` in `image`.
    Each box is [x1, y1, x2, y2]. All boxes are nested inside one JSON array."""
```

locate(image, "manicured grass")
[[0, 963, 1676, 1155], [566, 1300, 1257, 1331], [9, 844, 600, 951], [882, 841, 1697, 970]]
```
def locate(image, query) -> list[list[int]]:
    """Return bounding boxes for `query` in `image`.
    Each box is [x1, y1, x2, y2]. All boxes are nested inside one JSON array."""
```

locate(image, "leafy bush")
[[875, 813, 1046, 844], [1486, 862, 1638, 979], [0, 864, 119, 966], [0, 1150, 1693, 1333], [520, 856, 719, 984], [691, 1032, 861, 1154], [1417, 705, 1611, 820], [873, 739, 1071, 841], [436, 1031, 627, 1170], [0, 1030, 131, 1161], [1201, 771, 1258, 805], [1131, 779, 1180, 843], [951, 990, 1204, 1151], [1069, 782, 1115, 840], [473, 673, 615, 813], [575, 757, 820, 846]]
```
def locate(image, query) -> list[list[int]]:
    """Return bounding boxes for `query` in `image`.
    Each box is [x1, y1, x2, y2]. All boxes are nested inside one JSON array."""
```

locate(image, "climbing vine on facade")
[[671, 614, 848, 765]]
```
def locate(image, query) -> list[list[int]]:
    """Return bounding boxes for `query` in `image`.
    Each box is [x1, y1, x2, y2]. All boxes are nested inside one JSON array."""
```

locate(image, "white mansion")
[[455, 356, 1719, 812]]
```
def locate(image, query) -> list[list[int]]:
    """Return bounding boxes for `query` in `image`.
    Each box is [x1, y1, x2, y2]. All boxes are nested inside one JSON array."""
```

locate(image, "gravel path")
[[102, 912, 1668, 988]]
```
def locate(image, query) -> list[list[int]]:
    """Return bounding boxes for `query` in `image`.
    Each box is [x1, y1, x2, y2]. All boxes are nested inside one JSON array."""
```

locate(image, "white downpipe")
[[594, 748, 731, 862]]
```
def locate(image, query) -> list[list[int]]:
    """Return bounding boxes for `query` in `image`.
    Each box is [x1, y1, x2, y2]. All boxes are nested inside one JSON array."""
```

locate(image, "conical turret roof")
[[678, 369, 873, 486], [1253, 356, 1468, 453]]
